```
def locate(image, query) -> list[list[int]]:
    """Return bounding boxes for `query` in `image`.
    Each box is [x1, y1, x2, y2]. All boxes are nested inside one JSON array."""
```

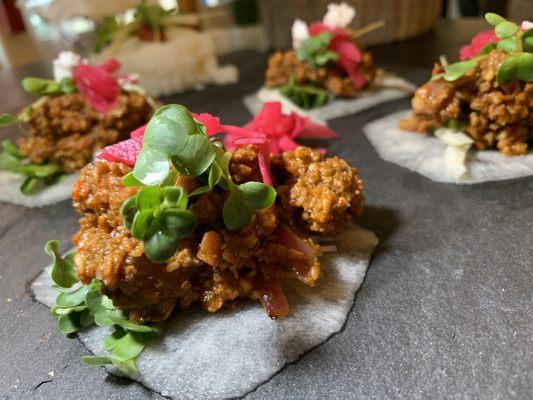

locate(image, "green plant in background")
[[45, 240, 163, 378], [280, 75, 330, 109], [432, 13, 533, 84]]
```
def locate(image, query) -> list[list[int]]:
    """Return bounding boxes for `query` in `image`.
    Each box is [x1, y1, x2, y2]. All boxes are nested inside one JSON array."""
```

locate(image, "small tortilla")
[[363, 110, 533, 184], [31, 223, 378, 399], [243, 74, 416, 122], [0, 171, 77, 208]]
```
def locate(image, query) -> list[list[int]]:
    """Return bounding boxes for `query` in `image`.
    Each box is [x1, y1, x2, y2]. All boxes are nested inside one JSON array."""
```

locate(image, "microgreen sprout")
[[432, 13, 533, 84], [124, 104, 276, 263], [45, 240, 163, 378], [279, 75, 330, 109], [296, 32, 339, 68]]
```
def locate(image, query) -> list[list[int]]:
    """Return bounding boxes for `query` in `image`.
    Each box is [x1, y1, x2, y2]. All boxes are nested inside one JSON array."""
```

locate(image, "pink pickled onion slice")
[[459, 30, 499, 60], [233, 135, 273, 186], [277, 224, 315, 256], [192, 112, 224, 136], [130, 125, 146, 139], [99, 59, 121, 74], [292, 115, 338, 139], [73, 62, 120, 113], [258, 267, 289, 319], [97, 136, 143, 166]]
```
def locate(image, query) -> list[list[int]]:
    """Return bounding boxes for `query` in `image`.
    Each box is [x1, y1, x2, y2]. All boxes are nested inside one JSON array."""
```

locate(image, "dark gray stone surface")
[[0, 19, 531, 400]]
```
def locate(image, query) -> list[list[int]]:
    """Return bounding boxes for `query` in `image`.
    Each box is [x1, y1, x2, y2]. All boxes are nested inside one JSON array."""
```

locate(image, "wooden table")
[[1, 19, 532, 400]]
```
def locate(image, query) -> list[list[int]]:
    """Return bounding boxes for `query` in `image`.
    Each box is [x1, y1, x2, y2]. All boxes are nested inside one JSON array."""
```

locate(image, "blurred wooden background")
[[258, 0, 443, 48]]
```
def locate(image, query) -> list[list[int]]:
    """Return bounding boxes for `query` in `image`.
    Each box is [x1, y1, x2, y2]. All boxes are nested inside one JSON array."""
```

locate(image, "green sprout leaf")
[[122, 171, 144, 187], [296, 32, 339, 68], [497, 53, 533, 84], [497, 37, 518, 54], [58, 313, 83, 334], [0, 113, 16, 126], [494, 21, 519, 39], [21, 77, 76, 96], [485, 13, 506, 26], [133, 104, 215, 185], [279, 75, 330, 109], [81, 356, 139, 379], [223, 181, 276, 230], [480, 42, 497, 55], [121, 185, 197, 263], [442, 58, 479, 81], [522, 29, 533, 53], [45, 240, 78, 288], [55, 285, 89, 308]]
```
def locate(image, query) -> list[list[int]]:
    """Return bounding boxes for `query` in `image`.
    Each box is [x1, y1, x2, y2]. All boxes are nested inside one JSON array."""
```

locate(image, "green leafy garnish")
[[120, 186, 197, 262], [0, 140, 65, 195], [21, 77, 76, 96], [279, 75, 330, 109], [296, 32, 339, 68], [444, 119, 468, 132], [432, 14, 532, 84], [133, 104, 215, 185], [497, 53, 533, 84], [0, 113, 16, 126], [94, 15, 120, 53], [45, 240, 163, 378]]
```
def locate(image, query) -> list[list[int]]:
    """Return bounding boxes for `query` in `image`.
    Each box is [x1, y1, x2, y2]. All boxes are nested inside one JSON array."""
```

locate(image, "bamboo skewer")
[[351, 20, 386, 40]]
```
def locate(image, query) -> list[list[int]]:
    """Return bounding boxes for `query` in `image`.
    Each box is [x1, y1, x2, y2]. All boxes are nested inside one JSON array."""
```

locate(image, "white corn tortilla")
[[31, 223, 378, 399], [363, 110, 533, 184], [0, 171, 76, 208], [243, 74, 416, 122]]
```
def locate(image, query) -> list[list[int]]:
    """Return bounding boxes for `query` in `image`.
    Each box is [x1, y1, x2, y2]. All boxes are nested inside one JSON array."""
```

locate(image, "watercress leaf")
[[2, 140, 22, 158], [56, 285, 89, 308], [162, 186, 187, 209], [443, 58, 479, 81], [159, 209, 197, 237], [485, 13, 506, 26], [58, 313, 82, 334], [59, 77, 76, 94], [495, 21, 519, 39], [52, 305, 86, 316], [107, 313, 160, 333], [279, 77, 330, 109], [497, 37, 518, 54], [45, 241, 78, 288], [136, 186, 161, 210], [208, 161, 223, 189], [0, 151, 22, 173], [122, 172, 144, 187], [523, 29, 533, 52], [496, 54, 533, 84], [314, 50, 339, 66], [515, 53, 533, 82], [160, 168, 178, 187], [297, 32, 334, 67], [237, 182, 277, 210], [0, 114, 17, 126], [223, 190, 253, 231], [143, 230, 178, 263], [79, 309, 95, 328], [120, 195, 138, 230], [112, 358, 139, 379], [112, 332, 146, 361], [188, 185, 211, 197], [21, 77, 52, 94], [20, 176, 44, 195], [103, 330, 126, 352], [133, 104, 215, 184], [19, 162, 62, 178], [82, 356, 114, 366], [133, 145, 170, 186], [94, 310, 117, 327], [479, 42, 497, 55], [131, 210, 155, 240], [85, 280, 114, 314]]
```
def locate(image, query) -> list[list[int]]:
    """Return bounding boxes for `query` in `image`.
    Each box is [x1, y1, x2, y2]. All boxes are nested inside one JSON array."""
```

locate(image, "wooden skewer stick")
[[351, 20, 386, 39]]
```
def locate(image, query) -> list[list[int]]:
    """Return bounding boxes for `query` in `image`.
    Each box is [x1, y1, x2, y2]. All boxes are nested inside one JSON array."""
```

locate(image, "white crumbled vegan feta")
[[53, 51, 82, 82], [435, 128, 474, 179], [521, 20, 533, 30], [292, 18, 310, 49], [323, 2, 356, 29]]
